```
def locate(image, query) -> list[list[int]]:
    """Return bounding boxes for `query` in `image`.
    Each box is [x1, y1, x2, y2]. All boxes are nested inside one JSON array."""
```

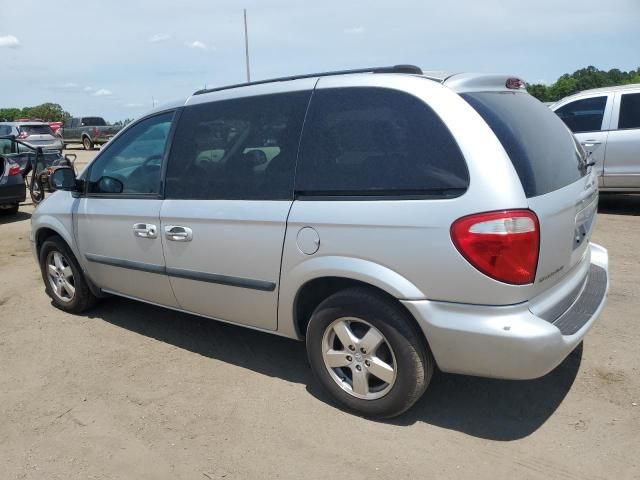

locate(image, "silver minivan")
[[32, 66, 609, 418], [552, 83, 640, 192]]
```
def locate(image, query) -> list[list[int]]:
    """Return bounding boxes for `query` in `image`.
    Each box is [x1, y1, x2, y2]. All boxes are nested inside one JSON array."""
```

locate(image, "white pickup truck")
[[552, 84, 640, 192]]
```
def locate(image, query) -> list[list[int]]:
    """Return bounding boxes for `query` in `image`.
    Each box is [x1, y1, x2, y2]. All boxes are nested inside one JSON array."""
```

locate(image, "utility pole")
[[244, 8, 251, 82]]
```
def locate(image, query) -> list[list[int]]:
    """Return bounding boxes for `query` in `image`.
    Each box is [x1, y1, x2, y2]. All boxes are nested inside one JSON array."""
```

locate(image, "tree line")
[[0, 103, 71, 122], [527, 66, 640, 103]]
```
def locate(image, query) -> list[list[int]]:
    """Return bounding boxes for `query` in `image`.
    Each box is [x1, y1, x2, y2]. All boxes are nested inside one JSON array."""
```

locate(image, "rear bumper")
[[0, 182, 26, 205], [402, 243, 609, 380]]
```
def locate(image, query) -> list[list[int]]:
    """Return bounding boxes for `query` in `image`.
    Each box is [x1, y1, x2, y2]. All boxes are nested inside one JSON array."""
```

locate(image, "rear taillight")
[[8, 164, 21, 176], [451, 210, 539, 285]]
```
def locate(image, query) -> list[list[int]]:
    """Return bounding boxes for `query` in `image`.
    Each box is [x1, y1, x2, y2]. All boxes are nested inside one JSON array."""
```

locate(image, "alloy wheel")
[[321, 317, 397, 400], [46, 251, 76, 303]]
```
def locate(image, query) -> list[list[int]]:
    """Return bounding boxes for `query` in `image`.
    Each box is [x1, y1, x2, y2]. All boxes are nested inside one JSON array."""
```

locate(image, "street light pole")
[[244, 8, 251, 82]]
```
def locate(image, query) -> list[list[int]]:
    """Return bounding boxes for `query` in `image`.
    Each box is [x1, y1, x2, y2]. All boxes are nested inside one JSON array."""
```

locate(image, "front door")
[[160, 89, 313, 330], [76, 111, 178, 307], [603, 91, 640, 189], [554, 94, 612, 186]]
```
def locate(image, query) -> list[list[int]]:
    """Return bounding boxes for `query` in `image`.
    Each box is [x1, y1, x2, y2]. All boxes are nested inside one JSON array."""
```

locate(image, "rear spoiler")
[[443, 73, 526, 93]]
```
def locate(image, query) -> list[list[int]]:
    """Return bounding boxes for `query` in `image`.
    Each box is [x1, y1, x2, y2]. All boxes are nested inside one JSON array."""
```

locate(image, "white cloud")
[[61, 82, 78, 88], [124, 102, 143, 108], [184, 40, 207, 50], [84, 86, 93, 92], [149, 33, 170, 42], [343, 26, 365, 34], [92, 89, 112, 96], [0, 34, 20, 48]]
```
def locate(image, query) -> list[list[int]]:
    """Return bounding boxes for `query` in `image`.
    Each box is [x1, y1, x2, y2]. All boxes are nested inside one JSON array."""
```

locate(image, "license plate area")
[[573, 197, 598, 251]]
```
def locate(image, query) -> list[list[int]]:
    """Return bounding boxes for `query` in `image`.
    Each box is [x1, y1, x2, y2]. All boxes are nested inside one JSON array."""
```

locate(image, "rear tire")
[[29, 176, 45, 204], [82, 137, 93, 150], [0, 203, 19, 215], [39, 236, 98, 313], [306, 287, 433, 418]]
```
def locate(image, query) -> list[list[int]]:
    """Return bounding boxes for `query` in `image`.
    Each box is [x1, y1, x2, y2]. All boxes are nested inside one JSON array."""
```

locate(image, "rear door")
[[603, 90, 640, 188], [160, 89, 312, 330], [463, 91, 595, 296], [553, 94, 613, 186], [76, 111, 178, 306]]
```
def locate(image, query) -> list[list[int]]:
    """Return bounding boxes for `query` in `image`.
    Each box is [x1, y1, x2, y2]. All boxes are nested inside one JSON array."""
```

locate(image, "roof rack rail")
[[192, 64, 423, 96]]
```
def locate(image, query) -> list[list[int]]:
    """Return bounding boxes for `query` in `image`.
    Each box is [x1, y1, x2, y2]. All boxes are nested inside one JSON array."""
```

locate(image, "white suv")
[[33, 66, 609, 418]]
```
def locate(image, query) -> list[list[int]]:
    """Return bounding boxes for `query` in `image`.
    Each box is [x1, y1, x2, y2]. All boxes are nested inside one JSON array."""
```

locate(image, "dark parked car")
[[57, 116, 122, 150], [0, 137, 26, 215]]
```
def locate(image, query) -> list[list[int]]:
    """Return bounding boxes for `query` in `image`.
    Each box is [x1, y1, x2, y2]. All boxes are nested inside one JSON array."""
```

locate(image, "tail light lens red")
[[8, 163, 21, 176], [451, 210, 540, 285]]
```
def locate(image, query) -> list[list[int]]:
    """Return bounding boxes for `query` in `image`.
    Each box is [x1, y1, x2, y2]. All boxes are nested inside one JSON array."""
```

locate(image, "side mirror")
[[97, 176, 124, 194], [50, 167, 77, 191]]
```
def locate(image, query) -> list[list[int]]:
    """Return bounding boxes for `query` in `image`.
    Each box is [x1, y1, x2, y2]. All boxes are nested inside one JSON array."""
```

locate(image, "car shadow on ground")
[[87, 296, 580, 441], [598, 194, 640, 216], [0, 210, 31, 225]]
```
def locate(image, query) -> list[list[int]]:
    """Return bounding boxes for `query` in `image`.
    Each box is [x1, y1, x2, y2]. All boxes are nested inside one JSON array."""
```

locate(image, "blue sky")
[[0, 0, 638, 121]]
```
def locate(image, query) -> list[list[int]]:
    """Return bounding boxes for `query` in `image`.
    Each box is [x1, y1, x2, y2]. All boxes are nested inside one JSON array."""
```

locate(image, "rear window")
[[619, 93, 640, 130], [20, 125, 53, 135], [462, 91, 585, 198], [296, 87, 469, 198], [81, 117, 107, 126]]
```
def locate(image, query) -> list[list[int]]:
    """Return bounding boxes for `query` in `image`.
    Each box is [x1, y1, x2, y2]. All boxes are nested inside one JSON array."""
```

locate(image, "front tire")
[[306, 288, 434, 418], [39, 236, 97, 313]]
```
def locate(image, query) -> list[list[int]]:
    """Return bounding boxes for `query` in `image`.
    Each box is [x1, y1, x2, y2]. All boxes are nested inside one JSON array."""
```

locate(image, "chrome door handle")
[[581, 140, 602, 147], [133, 223, 157, 239], [164, 225, 193, 242]]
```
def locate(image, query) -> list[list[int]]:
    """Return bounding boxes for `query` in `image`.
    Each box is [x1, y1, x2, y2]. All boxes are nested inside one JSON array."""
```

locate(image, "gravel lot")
[[1, 148, 639, 479]]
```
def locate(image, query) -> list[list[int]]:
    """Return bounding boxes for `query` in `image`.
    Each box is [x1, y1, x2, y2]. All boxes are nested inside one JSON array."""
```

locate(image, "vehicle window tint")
[[296, 87, 468, 197], [618, 93, 640, 129], [0, 137, 12, 154], [463, 91, 585, 198], [554, 96, 607, 133], [21, 125, 53, 135], [88, 112, 174, 195], [81, 117, 106, 126], [165, 91, 310, 200]]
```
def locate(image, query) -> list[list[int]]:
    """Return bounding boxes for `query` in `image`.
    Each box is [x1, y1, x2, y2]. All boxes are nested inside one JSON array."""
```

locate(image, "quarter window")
[[555, 96, 607, 133], [165, 91, 311, 200], [618, 93, 640, 130], [88, 112, 174, 195], [295, 87, 469, 197]]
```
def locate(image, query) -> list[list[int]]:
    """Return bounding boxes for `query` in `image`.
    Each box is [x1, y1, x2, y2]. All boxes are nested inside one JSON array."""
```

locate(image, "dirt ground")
[[1, 149, 639, 479]]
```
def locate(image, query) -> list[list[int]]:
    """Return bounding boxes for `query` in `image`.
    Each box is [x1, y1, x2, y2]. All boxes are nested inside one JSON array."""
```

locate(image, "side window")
[[296, 87, 469, 196], [88, 112, 174, 195], [165, 91, 310, 200], [618, 93, 640, 130], [555, 96, 607, 133], [0, 137, 12, 154]]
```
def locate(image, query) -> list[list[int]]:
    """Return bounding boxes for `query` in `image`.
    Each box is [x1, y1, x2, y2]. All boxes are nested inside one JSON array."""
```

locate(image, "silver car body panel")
[[31, 70, 610, 380], [160, 199, 291, 331], [75, 198, 179, 307]]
